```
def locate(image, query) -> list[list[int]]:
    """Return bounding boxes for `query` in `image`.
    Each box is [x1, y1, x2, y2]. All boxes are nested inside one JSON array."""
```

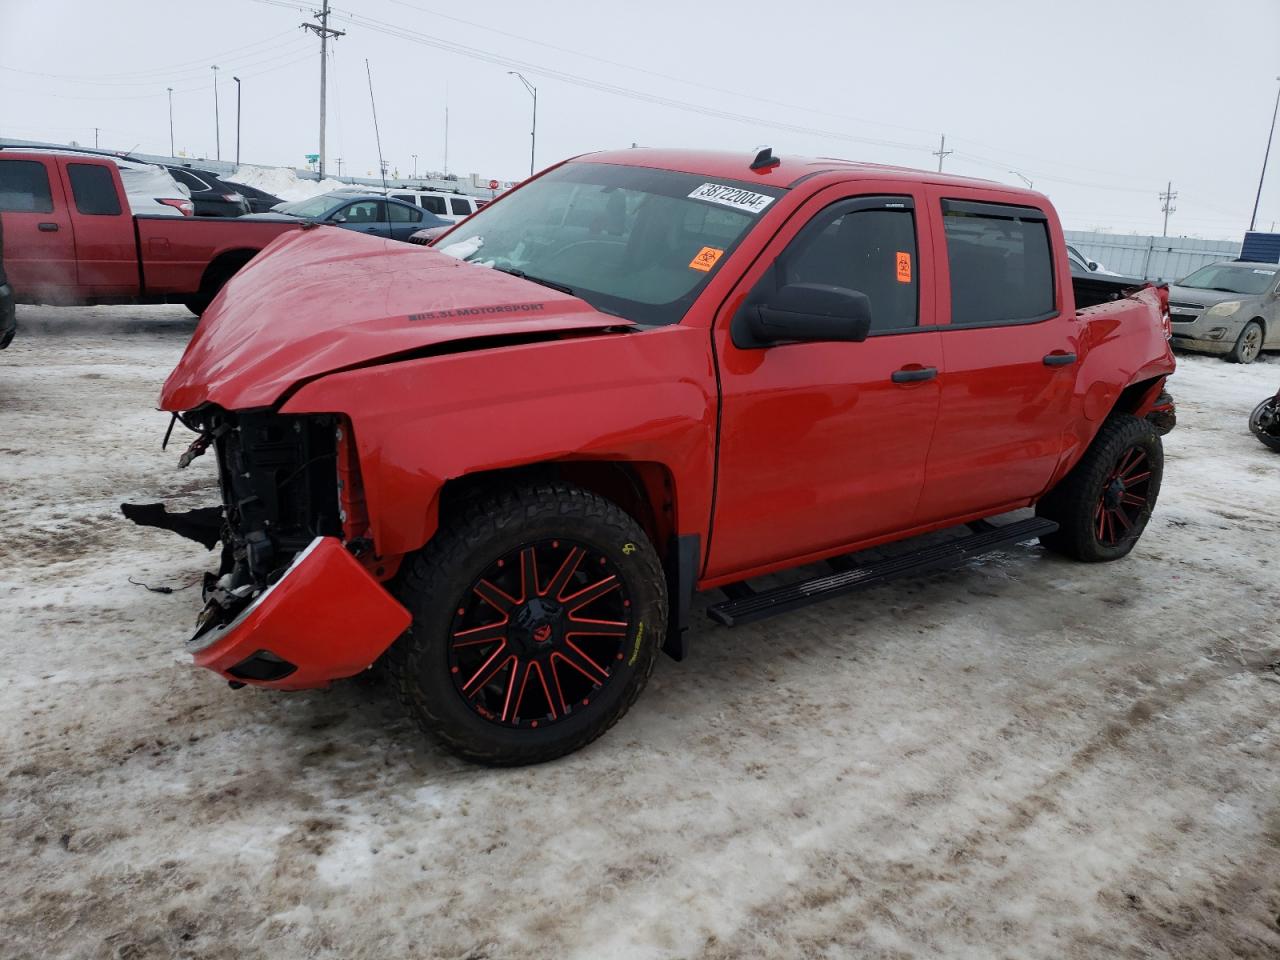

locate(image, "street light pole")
[[508, 71, 537, 178], [233, 76, 241, 167], [412, 153, 418, 179], [167, 87, 175, 156], [1249, 76, 1280, 233], [211, 65, 221, 161], [1008, 170, 1033, 189]]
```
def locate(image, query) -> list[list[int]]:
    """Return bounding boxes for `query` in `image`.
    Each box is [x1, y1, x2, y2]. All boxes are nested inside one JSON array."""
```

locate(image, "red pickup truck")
[[136, 148, 1176, 765], [0, 151, 302, 333]]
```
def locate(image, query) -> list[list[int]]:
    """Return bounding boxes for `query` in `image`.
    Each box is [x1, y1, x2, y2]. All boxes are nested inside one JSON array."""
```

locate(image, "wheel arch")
[[435, 459, 695, 661], [198, 247, 260, 295]]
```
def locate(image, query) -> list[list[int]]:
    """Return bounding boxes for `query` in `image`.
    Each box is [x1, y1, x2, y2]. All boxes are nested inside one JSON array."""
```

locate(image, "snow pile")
[[228, 165, 348, 202]]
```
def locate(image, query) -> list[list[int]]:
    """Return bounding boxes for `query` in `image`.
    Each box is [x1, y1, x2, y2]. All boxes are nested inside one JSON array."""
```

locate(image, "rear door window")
[[0, 159, 54, 213], [942, 200, 1055, 325], [420, 195, 446, 214], [449, 197, 472, 216], [67, 163, 123, 216], [387, 202, 422, 223]]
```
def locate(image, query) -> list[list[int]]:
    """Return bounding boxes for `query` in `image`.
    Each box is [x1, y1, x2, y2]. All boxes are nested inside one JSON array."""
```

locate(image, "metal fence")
[[1064, 230, 1241, 282]]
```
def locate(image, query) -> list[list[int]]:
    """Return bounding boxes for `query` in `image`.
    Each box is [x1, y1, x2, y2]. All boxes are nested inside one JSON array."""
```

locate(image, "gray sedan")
[[1167, 260, 1280, 363], [245, 192, 451, 243]]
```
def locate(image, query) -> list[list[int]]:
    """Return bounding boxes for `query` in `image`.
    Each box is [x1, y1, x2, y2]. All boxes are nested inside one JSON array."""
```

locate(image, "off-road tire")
[[386, 482, 666, 766], [1036, 414, 1164, 562], [1226, 320, 1264, 364]]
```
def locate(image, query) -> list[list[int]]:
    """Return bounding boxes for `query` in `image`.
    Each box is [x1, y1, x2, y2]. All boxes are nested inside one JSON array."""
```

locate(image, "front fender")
[[281, 325, 718, 560]]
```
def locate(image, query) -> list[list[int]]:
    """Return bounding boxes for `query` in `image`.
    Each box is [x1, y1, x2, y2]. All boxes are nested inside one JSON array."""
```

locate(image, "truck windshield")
[[435, 162, 784, 325], [1177, 263, 1277, 295]]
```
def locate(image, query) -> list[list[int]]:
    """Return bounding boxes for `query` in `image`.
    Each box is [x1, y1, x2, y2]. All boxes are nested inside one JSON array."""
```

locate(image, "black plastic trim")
[[663, 533, 700, 661], [941, 198, 1048, 221]]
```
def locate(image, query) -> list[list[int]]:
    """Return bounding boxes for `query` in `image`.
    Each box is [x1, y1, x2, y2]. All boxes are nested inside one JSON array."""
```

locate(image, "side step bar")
[[706, 517, 1058, 627]]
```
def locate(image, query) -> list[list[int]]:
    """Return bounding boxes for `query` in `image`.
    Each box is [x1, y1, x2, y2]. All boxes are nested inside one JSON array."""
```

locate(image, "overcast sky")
[[2, 0, 1278, 239]]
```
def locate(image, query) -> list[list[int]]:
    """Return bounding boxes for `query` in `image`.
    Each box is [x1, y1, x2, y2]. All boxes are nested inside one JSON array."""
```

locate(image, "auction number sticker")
[[688, 182, 775, 214]]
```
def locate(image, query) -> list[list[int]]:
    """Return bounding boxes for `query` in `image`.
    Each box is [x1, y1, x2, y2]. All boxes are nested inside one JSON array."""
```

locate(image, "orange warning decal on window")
[[896, 251, 912, 283], [689, 246, 724, 272]]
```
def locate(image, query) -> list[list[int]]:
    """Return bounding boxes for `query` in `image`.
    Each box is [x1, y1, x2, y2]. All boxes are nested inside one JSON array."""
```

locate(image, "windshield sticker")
[[688, 183, 775, 215], [408, 302, 545, 322], [896, 251, 912, 283], [689, 246, 725, 272]]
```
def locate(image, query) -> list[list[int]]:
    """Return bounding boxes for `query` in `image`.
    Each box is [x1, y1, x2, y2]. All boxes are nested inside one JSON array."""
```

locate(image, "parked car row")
[[245, 191, 453, 242]]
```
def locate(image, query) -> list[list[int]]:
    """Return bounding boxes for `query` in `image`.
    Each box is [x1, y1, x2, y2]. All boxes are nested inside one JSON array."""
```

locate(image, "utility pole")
[[212, 65, 221, 160], [336, 157, 343, 177], [508, 71, 537, 178], [94, 127, 99, 149], [166, 87, 175, 156], [443, 100, 449, 176], [412, 153, 417, 179], [1249, 76, 1280, 232], [933, 133, 952, 172], [302, 0, 345, 179], [233, 76, 241, 167], [1160, 181, 1177, 237]]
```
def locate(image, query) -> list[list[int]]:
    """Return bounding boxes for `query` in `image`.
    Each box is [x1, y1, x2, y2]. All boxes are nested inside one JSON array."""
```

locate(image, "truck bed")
[[134, 215, 303, 299]]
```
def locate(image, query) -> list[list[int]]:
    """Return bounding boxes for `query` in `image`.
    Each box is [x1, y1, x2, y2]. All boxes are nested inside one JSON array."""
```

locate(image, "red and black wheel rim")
[[447, 539, 632, 728], [1094, 445, 1153, 547]]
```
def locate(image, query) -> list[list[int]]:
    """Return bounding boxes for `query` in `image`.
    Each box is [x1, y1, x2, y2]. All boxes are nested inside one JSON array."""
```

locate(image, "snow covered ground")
[[1, 306, 1278, 959]]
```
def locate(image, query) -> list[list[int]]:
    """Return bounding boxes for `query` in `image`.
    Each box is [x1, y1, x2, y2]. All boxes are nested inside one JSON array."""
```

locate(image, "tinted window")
[[943, 201, 1054, 325], [67, 163, 122, 216], [420, 195, 446, 214], [449, 197, 472, 216], [387, 202, 421, 223], [392, 193, 416, 204], [0, 159, 54, 213], [780, 202, 919, 332], [171, 169, 211, 193], [341, 200, 382, 223]]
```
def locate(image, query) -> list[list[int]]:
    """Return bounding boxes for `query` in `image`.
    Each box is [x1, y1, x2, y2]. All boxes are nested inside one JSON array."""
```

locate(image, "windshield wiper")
[[496, 267, 573, 295]]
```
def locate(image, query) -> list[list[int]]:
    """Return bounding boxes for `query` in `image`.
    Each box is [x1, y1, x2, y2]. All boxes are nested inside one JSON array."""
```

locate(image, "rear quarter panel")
[[279, 325, 719, 560], [1051, 285, 1175, 486], [135, 216, 304, 295]]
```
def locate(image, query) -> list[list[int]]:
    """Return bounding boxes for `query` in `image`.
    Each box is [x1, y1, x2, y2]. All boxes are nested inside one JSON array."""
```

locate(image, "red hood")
[[160, 227, 632, 411]]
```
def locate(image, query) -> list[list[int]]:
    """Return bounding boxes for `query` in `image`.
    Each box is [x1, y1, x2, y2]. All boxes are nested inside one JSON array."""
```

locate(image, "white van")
[[386, 189, 480, 223]]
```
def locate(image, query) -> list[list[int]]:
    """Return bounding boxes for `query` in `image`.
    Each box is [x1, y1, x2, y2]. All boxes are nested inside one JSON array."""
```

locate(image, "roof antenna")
[[750, 145, 779, 171], [365, 58, 388, 195]]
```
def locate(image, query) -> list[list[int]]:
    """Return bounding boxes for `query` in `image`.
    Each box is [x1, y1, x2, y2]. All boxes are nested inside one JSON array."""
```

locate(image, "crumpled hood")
[[161, 227, 632, 411]]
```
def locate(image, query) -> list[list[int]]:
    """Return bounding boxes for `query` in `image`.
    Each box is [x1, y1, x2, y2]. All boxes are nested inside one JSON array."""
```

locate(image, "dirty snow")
[[228, 165, 350, 202], [1, 306, 1278, 959]]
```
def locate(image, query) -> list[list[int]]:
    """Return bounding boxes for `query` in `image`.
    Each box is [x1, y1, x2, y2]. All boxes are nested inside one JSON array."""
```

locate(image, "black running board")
[[706, 517, 1058, 627]]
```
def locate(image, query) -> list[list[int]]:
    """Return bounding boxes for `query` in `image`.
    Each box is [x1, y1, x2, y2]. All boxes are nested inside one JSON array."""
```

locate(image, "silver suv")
[[1167, 260, 1280, 363]]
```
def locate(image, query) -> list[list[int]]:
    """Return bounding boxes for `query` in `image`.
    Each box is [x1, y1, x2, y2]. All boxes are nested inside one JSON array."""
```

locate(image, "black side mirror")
[[734, 282, 873, 349]]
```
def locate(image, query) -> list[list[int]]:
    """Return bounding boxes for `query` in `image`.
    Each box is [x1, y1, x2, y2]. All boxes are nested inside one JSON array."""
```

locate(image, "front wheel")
[[387, 482, 667, 766], [1226, 320, 1264, 364], [1250, 395, 1280, 452], [1036, 414, 1164, 562]]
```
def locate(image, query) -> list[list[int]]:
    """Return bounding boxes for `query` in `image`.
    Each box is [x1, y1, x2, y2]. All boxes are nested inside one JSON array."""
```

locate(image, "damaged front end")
[[126, 409, 410, 690]]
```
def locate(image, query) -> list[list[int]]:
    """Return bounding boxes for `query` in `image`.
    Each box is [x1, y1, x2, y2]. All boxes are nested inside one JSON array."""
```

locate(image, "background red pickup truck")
[[141, 148, 1176, 766], [0, 151, 302, 321]]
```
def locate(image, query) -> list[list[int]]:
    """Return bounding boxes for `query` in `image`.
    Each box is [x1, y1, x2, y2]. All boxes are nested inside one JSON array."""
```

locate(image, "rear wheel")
[[1226, 320, 1264, 364], [387, 482, 666, 766], [1250, 396, 1280, 452], [1036, 414, 1163, 562]]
